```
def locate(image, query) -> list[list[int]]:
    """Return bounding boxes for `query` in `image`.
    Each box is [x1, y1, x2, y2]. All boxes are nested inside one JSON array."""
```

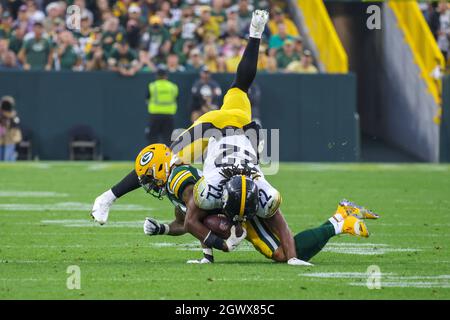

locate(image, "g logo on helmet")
[[140, 151, 154, 166]]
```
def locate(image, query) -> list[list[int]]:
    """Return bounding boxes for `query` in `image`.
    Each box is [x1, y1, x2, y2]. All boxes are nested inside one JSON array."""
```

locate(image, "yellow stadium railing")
[[297, 0, 348, 73], [389, 0, 445, 105]]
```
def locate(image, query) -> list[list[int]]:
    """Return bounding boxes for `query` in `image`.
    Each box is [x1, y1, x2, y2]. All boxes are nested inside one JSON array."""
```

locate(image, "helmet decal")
[[239, 175, 246, 219], [140, 151, 154, 166]]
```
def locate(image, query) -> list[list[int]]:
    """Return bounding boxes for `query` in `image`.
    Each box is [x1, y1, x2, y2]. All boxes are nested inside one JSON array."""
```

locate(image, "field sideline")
[[0, 162, 449, 299]]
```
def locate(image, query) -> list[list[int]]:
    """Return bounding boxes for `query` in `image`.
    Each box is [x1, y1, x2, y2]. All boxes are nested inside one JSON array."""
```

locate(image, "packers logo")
[[140, 151, 153, 166]]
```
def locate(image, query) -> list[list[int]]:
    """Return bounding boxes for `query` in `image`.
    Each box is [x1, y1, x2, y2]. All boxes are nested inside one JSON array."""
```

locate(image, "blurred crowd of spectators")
[[421, 0, 450, 73], [0, 0, 318, 74], [0, 95, 22, 161]]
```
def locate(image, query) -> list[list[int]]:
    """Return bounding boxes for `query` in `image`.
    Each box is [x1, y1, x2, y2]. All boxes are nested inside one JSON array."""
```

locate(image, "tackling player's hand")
[[287, 257, 314, 266], [143, 217, 163, 235], [225, 225, 247, 252]]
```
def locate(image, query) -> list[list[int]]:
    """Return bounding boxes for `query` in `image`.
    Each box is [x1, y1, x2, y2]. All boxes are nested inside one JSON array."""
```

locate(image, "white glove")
[[186, 257, 212, 264], [225, 225, 247, 252], [249, 10, 269, 39], [143, 217, 168, 235], [287, 257, 314, 266]]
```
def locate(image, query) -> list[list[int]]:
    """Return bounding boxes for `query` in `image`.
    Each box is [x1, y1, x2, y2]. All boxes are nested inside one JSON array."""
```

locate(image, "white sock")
[[104, 189, 117, 203], [328, 216, 344, 235], [202, 248, 213, 256]]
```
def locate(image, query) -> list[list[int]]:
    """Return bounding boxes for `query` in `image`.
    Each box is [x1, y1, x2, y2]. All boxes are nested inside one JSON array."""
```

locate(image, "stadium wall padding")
[[377, 5, 440, 162], [440, 76, 450, 163], [0, 71, 358, 161]]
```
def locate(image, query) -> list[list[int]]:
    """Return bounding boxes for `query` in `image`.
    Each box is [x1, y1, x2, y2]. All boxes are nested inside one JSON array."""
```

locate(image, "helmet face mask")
[[138, 171, 167, 199]]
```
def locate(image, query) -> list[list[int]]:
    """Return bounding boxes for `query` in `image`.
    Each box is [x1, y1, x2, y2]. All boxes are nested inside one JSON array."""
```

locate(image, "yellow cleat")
[[342, 215, 369, 238], [337, 199, 380, 220]]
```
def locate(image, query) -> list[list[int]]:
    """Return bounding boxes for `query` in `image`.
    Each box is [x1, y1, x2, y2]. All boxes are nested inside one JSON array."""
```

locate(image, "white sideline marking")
[[0, 191, 68, 197], [0, 202, 151, 212]]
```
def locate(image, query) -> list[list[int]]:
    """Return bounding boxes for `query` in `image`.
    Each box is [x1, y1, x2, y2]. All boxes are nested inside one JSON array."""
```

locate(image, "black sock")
[[111, 170, 141, 198], [231, 37, 260, 93]]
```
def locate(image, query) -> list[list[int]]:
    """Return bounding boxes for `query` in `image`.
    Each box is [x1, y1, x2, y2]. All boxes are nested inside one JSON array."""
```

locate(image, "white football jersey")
[[195, 135, 281, 219], [203, 134, 261, 181]]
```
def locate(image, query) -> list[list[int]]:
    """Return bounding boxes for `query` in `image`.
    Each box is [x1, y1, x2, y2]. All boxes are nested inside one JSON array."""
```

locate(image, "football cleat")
[[342, 215, 369, 238], [91, 189, 116, 225], [287, 257, 314, 266], [249, 10, 269, 39], [336, 199, 380, 220], [186, 257, 213, 264]]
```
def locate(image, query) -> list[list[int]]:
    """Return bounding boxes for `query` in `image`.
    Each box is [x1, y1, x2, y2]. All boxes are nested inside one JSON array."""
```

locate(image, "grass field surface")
[[0, 162, 449, 299]]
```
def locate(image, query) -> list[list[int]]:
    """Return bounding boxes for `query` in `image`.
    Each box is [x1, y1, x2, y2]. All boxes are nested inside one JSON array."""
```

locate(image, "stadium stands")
[[0, 0, 319, 74]]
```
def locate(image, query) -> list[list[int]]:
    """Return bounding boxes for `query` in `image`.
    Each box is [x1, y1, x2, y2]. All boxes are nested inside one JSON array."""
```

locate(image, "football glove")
[[143, 217, 168, 235], [225, 225, 247, 252]]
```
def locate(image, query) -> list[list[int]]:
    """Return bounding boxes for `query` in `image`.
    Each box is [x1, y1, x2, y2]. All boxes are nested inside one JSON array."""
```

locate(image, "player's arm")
[[183, 185, 244, 252], [143, 206, 186, 236], [266, 209, 296, 260], [183, 185, 216, 244]]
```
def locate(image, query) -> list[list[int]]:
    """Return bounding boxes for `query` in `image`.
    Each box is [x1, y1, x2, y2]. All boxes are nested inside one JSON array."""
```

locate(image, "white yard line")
[[349, 281, 450, 288], [0, 202, 152, 212], [299, 272, 450, 289], [0, 191, 69, 197]]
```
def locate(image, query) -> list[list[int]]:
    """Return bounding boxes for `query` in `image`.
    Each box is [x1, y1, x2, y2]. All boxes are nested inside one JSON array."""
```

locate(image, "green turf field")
[[0, 162, 449, 299]]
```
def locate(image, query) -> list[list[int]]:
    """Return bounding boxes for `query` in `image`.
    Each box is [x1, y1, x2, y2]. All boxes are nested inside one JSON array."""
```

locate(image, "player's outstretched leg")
[[294, 203, 372, 261], [230, 10, 268, 93]]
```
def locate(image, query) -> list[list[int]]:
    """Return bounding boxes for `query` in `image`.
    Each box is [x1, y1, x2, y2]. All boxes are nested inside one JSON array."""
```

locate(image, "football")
[[202, 214, 244, 239]]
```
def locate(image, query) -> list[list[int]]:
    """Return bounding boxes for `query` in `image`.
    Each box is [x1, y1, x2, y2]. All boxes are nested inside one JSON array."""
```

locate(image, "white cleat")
[[287, 257, 314, 266], [186, 257, 213, 264], [91, 189, 116, 225], [249, 9, 269, 39]]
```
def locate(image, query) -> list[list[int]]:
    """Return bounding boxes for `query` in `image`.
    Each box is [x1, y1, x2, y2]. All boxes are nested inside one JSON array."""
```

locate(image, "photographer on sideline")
[[0, 96, 22, 161]]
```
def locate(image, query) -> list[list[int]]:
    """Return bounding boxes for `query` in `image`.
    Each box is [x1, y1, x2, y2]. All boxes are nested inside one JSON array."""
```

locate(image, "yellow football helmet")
[[135, 144, 173, 199]]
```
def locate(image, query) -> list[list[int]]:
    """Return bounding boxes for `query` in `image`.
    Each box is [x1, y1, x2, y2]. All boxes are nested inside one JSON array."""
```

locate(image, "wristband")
[[158, 223, 170, 235], [204, 231, 226, 251]]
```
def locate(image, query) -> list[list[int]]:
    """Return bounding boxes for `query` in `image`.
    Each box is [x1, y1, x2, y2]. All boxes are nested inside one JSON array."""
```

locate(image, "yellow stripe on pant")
[[244, 217, 280, 259]]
